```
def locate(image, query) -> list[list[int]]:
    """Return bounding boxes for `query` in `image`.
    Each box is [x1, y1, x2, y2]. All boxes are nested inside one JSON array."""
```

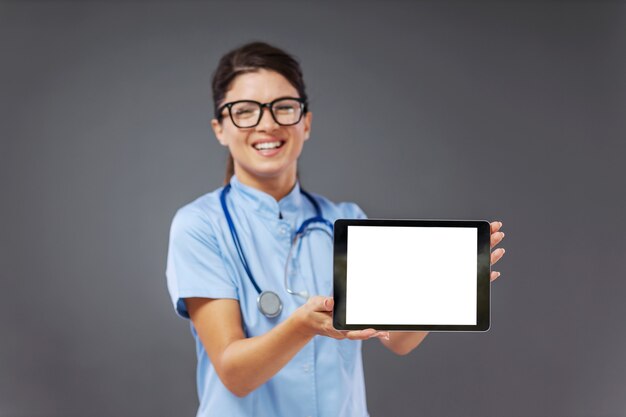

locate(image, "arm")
[[379, 331, 430, 356], [186, 296, 375, 398]]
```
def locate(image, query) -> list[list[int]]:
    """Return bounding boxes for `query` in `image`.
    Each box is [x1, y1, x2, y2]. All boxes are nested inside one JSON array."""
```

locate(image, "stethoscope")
[[220, 184, 334, 318]]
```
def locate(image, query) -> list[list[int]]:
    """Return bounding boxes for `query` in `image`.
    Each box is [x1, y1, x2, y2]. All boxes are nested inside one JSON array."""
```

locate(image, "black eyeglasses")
[[217, 97, 307, 128]]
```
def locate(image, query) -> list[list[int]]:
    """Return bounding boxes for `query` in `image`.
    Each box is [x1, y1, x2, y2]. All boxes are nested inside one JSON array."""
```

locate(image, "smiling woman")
[[210, 43, 311, 188], [211, 68, 312, 198], [165, 41, 506, 417]]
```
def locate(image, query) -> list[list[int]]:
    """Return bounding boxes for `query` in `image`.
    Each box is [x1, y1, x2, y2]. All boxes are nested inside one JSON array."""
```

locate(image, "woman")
[[166, 42, 506, 417]]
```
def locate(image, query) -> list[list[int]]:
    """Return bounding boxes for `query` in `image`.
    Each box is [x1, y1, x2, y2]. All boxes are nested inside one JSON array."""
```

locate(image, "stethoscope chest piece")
[[257, 290, 283, 318]]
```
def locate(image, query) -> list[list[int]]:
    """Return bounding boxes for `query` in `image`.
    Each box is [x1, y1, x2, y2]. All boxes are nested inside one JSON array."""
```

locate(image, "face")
[[211, 69, 312, 187]]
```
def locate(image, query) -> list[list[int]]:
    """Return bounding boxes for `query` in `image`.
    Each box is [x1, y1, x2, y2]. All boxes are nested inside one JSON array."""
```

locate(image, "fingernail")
[[501, 232, 505, 238], [496, 272, 501, 278], [501, 248, 506, 254], [499, 221, 503, 227]]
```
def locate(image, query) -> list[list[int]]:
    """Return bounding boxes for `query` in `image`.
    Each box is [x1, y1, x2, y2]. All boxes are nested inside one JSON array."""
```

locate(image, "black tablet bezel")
[[333, 219, 491, 332]]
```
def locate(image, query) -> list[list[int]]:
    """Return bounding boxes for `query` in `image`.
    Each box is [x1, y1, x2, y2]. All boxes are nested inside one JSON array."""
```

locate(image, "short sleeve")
[[166, 206, 238, 319], [352, 203, 367, 220], [337, 201, 368, 220]]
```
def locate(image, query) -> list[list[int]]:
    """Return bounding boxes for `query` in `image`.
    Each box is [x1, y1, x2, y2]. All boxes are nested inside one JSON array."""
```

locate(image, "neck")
[[233, 169, 297, 201]]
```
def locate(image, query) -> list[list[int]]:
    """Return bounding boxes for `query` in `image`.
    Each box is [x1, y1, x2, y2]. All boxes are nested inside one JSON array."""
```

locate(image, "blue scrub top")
[[166, 175, 369, 417]]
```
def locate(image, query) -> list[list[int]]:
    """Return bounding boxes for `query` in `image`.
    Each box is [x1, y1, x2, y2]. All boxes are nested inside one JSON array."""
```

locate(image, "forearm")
[[220, 313, 312, 397], [380, 331, 429, 355]]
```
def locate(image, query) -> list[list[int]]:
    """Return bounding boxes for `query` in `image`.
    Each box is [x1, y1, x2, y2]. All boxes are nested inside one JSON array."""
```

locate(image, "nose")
[[256, 105, 279, 131]]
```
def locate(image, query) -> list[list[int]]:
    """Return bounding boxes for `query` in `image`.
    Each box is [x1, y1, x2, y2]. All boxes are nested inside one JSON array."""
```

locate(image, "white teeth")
[[254, 141, 282, 150]]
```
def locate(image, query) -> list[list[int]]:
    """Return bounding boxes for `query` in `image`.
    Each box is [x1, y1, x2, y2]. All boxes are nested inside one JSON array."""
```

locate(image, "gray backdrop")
[[1, 1, 625, 416]]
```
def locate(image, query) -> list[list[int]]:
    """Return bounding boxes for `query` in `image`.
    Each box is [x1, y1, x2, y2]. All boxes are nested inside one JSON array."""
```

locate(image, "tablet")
[[333, 219, 491, 332]]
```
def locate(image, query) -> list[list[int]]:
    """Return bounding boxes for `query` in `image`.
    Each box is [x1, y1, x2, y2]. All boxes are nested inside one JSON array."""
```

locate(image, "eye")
[[232, 103, 259, 118], [234, 108, 254, 116], [273, 101, 299, 114]]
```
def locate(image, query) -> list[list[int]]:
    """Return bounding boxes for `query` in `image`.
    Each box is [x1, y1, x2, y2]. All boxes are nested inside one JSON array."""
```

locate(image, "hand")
[[294, 296, 389, 341], [490, 221, 506, 281]]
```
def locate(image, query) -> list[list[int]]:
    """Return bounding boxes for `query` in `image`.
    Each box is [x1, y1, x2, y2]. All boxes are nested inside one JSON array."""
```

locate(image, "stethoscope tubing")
[[220, 183, 333, 317], [220, 184, 262, 294]]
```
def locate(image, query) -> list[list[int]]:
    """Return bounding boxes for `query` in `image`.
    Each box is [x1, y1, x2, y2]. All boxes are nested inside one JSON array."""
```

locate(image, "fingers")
[[344, 329, 376, 340], [490, 220, 504, 249], [489, 221, 505, 279], [491, 248, 505, 265], [490, 231, 505, 248], [490, 221, 502, 234], [343, 329, 390, 341]]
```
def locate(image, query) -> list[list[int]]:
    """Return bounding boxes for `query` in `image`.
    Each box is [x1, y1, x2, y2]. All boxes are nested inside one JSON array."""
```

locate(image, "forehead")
[[224, 69, 299, 103]]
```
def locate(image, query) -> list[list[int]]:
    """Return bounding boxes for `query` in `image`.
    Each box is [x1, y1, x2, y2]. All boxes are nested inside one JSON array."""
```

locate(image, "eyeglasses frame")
[[216, 97, 307, 128]]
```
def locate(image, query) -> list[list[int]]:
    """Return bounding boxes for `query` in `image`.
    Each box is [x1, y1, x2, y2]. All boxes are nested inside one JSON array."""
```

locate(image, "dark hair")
[[211, 41, 308, 183]]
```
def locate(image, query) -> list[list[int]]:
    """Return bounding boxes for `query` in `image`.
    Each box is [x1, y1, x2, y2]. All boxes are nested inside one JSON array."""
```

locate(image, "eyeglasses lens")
[[271, 99, 302, 126]]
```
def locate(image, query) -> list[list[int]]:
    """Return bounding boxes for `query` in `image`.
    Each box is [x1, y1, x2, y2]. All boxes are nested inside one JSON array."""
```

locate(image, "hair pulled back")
[[211, 42, 308, 184]]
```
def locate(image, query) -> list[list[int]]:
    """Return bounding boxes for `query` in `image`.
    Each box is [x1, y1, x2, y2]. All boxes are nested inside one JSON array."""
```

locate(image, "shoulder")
[[305, 191, 367, 220], [169, 187, 226, 239]]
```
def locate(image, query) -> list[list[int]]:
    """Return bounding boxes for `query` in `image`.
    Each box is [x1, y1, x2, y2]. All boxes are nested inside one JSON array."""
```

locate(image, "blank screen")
[[346, 226, 477, 325]]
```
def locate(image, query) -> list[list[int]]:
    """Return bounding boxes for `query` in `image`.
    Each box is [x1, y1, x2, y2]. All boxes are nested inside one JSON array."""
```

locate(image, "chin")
[[239, 162, 297, 182]]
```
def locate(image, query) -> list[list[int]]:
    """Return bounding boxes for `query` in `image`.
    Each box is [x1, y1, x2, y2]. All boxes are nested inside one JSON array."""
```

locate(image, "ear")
[[303, 111, 312, 141], [211, 118, 228, 146]]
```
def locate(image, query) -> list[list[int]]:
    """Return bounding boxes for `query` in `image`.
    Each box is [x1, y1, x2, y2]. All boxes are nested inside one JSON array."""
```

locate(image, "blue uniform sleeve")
[[337, 201, 368, 220], [166, 206, 238, 319]]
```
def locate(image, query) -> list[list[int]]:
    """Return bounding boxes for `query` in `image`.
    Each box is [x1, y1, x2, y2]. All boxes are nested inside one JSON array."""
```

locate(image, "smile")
[[252, 140, 285, 150]]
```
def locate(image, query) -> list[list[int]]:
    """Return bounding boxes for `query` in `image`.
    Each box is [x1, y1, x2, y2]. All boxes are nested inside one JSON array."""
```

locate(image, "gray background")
[[1, 1, 625, 416]]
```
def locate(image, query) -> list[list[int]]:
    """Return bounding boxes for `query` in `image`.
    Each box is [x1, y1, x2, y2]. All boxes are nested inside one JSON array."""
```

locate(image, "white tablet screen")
[[346, 226, 477, 325]]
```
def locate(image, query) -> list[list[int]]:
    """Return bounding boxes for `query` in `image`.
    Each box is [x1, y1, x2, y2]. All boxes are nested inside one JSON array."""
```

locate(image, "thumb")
[[309, 296, 334, 312]]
